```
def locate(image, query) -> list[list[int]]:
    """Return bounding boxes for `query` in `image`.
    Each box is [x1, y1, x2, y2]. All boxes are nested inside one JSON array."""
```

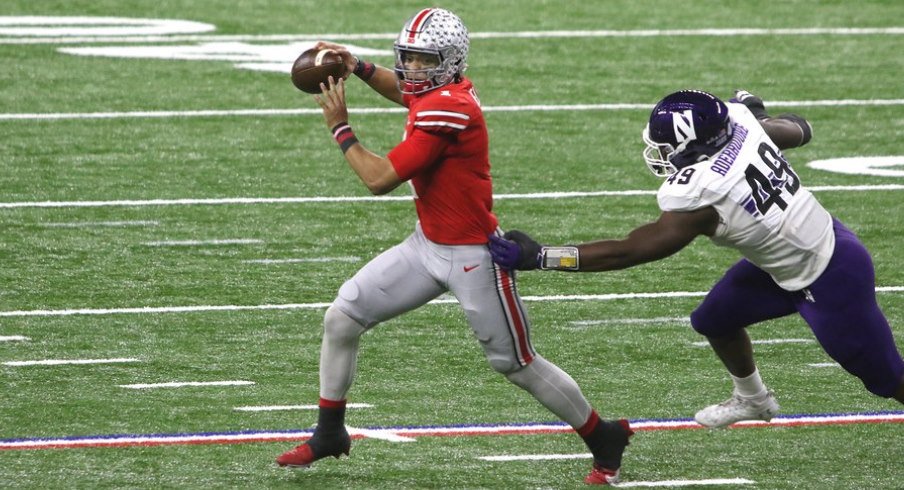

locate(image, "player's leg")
[[276, 306, 365, 468], [449, 248, 632, 485], [691, 259, 795, 427], [797, 220, 904, 405], [320, 234, 444, 400], [450, 246, 582, 425], [277, 232, 446, 468], [504, 357, 634, 485]]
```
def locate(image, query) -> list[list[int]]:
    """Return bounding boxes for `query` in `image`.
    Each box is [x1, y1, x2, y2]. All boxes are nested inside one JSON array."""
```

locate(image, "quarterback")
[[490, 89, 904, 428], [276, 8, 633, 486]]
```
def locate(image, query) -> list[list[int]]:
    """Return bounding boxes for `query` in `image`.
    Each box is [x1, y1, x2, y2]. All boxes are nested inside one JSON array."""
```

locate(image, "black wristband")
[[331, 122, 359, 153], [733, 91, 768, 119], [353, 58, 376, 81], [747, 105, 769, 120]]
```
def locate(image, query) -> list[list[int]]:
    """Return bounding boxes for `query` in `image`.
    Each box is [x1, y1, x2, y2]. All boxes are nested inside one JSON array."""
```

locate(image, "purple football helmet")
[[642, 90, 733, 176]]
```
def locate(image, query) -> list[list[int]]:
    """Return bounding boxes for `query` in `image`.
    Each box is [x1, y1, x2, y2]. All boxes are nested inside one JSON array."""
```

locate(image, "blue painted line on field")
[[2, 410, 902, 450]]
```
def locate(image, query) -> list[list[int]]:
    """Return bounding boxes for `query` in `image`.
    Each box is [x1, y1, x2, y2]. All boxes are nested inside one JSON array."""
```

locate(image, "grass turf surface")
[[2, 1, 903, 488]]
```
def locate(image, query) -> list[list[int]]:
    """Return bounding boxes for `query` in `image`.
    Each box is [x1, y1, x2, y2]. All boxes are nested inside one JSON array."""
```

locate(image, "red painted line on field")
[[2, 411, 902, 451]]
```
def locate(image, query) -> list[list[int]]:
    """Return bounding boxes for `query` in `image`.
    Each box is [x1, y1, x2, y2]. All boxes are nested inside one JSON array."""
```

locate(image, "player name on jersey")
[[710, 125, 749, 176]]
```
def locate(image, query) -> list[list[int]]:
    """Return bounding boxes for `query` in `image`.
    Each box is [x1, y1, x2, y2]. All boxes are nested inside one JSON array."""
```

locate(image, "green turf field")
[[2, 1, 903, 488]]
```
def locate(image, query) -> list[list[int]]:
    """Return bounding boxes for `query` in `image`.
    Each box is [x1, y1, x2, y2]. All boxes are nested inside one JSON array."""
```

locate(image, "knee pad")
[[839, 351, 904, 398], [323, 305, 366, 343], [689, 307, 714, 335], [332, 278, 376, 328], [690, 304, 734, 337], [504, 361, 534, 388], [502, 356, 562, 390], [489, 356, 520, 375]]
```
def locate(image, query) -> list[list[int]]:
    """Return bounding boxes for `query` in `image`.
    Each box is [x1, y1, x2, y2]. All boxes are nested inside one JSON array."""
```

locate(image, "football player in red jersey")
[[276, 7, 632, 486]]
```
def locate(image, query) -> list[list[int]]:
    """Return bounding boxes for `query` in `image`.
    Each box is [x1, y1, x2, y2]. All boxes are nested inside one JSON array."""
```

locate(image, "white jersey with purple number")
[[656, 103, 834, 291]]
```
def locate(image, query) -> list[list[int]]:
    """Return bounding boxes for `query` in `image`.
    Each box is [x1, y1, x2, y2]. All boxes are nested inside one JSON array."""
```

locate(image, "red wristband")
[[353, 58, 376, 81], [331, 122, 358, 153]]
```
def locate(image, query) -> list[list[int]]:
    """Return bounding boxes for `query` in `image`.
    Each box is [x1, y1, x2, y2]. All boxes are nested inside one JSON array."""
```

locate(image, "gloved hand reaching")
[[488, 231, 542, 270]]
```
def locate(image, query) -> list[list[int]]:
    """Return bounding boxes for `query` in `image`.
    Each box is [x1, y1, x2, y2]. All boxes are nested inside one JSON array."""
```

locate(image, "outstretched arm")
[[576, 207, 719, 271], [490, 207, 719, 272], [314, 41, 405, 107]]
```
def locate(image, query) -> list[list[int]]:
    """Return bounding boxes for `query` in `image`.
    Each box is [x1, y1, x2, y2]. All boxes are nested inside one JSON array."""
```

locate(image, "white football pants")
[[319, 224, 593, 429]]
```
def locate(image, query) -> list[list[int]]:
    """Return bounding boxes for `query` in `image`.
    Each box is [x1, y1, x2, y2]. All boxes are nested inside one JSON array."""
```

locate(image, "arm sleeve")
[[387, 129, 451, 181], [760, 114, 813, 149], [775, 113, 813, 146]]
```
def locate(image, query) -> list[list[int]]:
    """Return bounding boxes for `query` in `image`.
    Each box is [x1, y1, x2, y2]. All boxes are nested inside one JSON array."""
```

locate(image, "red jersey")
[[387, 78, 498, 245]]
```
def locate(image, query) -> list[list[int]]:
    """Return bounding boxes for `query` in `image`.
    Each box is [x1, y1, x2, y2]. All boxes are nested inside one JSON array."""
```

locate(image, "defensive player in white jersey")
[[490, 89, 904, 428], [276, 8, 633, 485]]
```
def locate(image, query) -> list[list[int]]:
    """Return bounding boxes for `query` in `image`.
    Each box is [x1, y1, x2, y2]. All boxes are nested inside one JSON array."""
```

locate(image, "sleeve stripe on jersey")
[[415, 110, 470, 120], [414, 121, 467, 130]]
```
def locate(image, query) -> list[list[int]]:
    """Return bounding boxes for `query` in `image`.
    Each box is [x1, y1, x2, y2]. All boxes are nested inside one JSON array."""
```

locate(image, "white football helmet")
[[393, 8, 469, 94]]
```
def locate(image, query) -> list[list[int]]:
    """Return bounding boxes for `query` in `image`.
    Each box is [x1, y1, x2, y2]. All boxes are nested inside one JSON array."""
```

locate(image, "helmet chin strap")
[[400, 79, 435, 94], [669, 138, 692, 161], [398, 65, 458, 95]]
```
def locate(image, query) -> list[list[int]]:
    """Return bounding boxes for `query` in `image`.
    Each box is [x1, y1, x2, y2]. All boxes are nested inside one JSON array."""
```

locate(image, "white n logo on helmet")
[[672, 110, 697, 144]]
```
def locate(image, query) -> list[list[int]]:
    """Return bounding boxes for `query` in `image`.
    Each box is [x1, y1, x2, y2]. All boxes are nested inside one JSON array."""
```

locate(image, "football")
[[291, 48, 347, 94]]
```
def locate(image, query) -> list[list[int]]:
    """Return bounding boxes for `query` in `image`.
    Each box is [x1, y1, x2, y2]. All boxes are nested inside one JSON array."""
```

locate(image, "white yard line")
[[610, 479, 755, 488], [40, 220, 159, 228], [142, 238, 263, 246], [569, 317, 689, 327], [4, 411, 902, 450], [480, 454, 755, 487], [242, 257, 360, 264], [480, 453, 755, 486], [481, 453, 592, 461], [2, 184, 903, 210], [808, 363, 841, 368], [0, 303, 331, 317], [691, 338, 815, 347], [234, 403, 373, 412], [2, 26, 902, 44], [2, 287, 903, 318], [4, 358, 139, 366], [348, 427, 417, 443], [0, 336, 29, 342], [1, 195, 414, 209], [3, 99, 904, 121], [119, 380, 254, 389]]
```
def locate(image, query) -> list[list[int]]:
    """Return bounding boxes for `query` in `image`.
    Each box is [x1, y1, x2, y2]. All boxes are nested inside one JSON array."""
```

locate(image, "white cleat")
[[695, 390, 780, 428]]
